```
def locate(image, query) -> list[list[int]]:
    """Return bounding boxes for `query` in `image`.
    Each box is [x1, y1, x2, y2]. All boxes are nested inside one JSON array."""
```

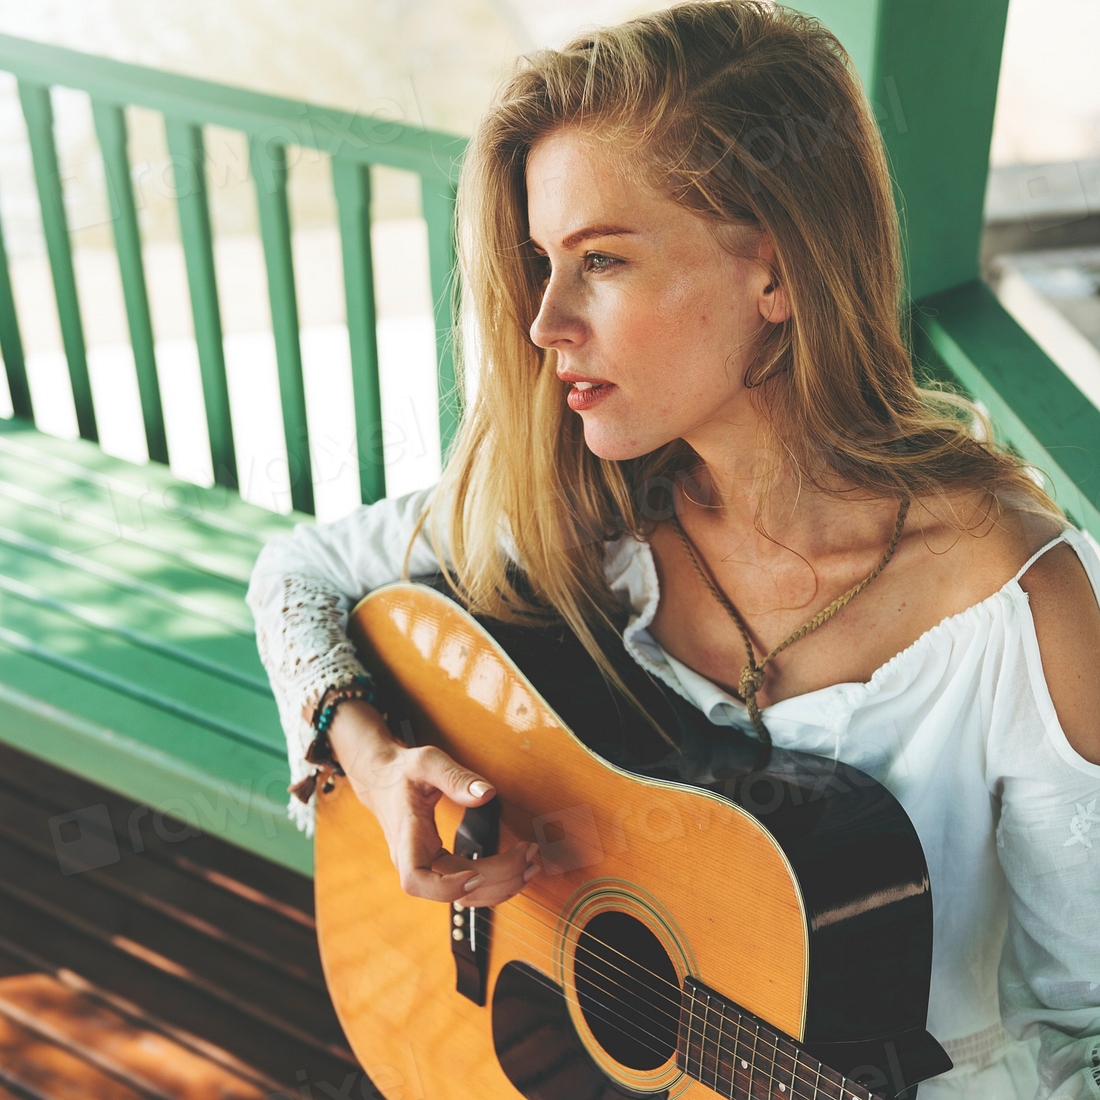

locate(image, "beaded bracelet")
[[311, 673, 376, 737], [288, 675, 378, 804]]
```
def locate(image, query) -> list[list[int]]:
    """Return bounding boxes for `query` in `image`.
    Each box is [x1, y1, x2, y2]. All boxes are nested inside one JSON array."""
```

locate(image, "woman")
[[246, 3, 1100, 1096]]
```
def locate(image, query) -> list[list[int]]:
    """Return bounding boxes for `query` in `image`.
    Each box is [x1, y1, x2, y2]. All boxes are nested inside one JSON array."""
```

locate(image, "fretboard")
[[677, 976, 884, 1100]]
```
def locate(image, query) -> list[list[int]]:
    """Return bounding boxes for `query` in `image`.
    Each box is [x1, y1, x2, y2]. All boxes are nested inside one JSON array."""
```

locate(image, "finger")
[[462, 863, 541, 908], [396, 862, 480, 903], [431, 841, 534, 883], [411, 745, 495, 806], [393, 814, 480, 903]]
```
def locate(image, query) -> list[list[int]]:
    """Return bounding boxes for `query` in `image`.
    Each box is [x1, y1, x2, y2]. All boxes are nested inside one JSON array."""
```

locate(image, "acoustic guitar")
[[314, 582, 952, 1100]]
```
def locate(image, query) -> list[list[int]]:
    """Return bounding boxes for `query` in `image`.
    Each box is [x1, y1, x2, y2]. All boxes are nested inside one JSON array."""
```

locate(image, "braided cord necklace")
[[668, 498, 910, 745]]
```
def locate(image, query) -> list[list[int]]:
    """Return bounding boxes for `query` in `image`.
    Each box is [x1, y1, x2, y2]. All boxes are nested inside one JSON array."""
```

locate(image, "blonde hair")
[[416, 0, 1058, 721]]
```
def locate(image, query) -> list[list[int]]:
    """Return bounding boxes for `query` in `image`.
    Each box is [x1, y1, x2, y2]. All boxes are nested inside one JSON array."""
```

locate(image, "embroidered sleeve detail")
[[253, 572, 369, 835]]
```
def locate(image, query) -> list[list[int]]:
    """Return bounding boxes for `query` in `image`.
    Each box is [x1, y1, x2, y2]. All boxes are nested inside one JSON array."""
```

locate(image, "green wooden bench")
[[0, 37, 465, 874], [0, 417, 316, 869], [0, 3, 1098, 880]]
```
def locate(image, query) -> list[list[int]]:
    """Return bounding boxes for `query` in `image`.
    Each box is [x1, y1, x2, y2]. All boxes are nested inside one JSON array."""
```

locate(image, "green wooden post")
[[165, 118, 237, 490], [250, 136, 314, 515], [18, 81, 97, 442], [791, 0, 1011, 300], [0, 194, 31, 421], [92, 101, 169, 465], [422, 177, 460, 461], [332, 158, 385, 504]]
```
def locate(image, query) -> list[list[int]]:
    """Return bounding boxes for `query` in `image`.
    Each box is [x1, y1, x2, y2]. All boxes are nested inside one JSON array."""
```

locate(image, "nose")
[[529, 271, 587, 350]]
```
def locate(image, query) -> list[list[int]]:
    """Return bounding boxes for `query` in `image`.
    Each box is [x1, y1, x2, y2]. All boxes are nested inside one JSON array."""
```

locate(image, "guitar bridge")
[[451, 798, 500, 1005]]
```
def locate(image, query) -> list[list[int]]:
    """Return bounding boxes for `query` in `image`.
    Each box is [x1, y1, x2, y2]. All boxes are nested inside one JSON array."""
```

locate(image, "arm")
[[245, 485, 442, 830], [245, 486, 541, 904], [999, 540, 1100, 1099]]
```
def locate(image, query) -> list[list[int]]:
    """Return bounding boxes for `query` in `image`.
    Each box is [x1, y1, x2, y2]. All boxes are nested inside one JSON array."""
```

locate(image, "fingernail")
[[463, 874, 484, 891], [525, 842, 539, 862], [468, 780, 493, 798], [523, 863, 541, 882]]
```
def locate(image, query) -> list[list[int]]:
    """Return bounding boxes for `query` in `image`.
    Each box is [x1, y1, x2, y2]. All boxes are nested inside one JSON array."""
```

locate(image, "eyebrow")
[[531, 225, 639, 251]]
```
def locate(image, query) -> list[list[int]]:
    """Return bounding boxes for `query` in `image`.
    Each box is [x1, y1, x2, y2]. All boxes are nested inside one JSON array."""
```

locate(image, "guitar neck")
[[678, 977, 883, 1100]]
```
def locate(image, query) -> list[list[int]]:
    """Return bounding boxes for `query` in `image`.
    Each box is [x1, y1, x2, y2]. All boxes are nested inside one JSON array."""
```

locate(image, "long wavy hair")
[[413, 0, 1058, 721]]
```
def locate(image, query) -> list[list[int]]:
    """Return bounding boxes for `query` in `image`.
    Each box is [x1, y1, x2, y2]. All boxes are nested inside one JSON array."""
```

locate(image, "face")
[[526, 127, 789, 461]]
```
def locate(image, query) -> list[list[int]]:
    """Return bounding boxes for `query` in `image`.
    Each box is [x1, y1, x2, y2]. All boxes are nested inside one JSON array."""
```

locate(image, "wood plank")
[[0, 585, 279, 745], [0, 971, 267, 1100], [916, 280, 1100, 539], [0, 784, 322, 988], [0, 455, 262, 584], [0, 847, 354, 1086], [0, 33, 468, 180], [0, 1010, 147, 1100], [0, 419, 304, 543], [0, 503, 255, 635], [0, 742, 313, 920], [0, 837, 341, 1044], [0, 550, 268, 690]]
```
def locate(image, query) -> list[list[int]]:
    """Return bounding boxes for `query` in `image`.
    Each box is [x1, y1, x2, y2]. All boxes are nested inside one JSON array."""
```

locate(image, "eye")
[[531, 253, 551, 282], [584, 252, 619, 273]]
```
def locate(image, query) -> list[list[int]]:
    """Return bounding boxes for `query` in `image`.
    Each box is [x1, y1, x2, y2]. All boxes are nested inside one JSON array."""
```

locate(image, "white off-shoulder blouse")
[[246, 485, 1100, 1100]]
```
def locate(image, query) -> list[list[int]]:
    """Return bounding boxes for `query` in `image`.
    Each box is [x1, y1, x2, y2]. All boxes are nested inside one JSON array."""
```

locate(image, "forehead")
[[525, 128, 657, 238]]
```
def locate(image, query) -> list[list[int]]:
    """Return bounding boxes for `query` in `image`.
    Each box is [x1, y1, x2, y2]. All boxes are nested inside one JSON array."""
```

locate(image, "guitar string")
[[474, 903, 860, 1100], [476, 906, 692, 1050], [482, 949, 850, 1100], [487, 896, 686, 1012], [448, 873, 864, 1100], [494, 948, 850, 1100]]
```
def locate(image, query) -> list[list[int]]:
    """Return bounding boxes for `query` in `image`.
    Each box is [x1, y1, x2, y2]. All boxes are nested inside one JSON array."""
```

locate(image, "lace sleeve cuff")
[[253, 573, 371, 835]]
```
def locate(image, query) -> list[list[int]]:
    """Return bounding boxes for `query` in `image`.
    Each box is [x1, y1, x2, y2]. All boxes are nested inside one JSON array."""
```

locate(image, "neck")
[[678, 408, 892, 564]]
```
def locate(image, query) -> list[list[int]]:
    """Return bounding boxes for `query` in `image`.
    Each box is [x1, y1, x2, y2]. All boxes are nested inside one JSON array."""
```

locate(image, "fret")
[[677, 980, 693, 1074], [699, 990, 713, 1085], [771, 1034, 797, 1096], [713, 1000, 736, 1098], [701, 990, 723, 1093], [741, 1014, 764, 1098], [762, 1029, 779, 1097]]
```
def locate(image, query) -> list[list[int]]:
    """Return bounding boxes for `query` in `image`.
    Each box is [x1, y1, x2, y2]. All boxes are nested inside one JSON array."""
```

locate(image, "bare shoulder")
[[905, 491, 1063, 597], [905, 494, 1099, 763], [1018, 536, 1100, 765]]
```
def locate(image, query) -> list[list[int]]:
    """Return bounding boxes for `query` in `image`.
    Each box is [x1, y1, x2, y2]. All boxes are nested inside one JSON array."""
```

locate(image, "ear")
[[756, 234, 792, 325]]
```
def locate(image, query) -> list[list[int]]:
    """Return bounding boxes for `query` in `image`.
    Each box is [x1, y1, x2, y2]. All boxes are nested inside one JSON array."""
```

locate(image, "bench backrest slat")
[[422, 179, 460, 460], [251, 137, 313, 514], [91, 100, 169, 465], [164, 118, 237, 491], [0, 192, 29, 421], [18, 80, 97, 443], [332, 158, 385, 504]]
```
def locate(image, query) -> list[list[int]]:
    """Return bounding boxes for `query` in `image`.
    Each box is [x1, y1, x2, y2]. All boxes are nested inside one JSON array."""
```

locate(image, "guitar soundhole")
[[575, 911, 680, 1071]]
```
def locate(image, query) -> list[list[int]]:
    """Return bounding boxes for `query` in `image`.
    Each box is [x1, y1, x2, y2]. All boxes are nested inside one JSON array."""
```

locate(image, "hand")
[[327, 701, 541, 907]]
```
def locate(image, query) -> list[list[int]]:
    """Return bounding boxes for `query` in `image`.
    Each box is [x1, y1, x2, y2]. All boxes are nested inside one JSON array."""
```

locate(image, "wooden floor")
[[0, 742, 368, 1099]]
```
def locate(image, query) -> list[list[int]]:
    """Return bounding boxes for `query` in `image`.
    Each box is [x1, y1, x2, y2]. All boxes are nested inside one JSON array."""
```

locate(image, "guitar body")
[[315, 583, 950, 1100]]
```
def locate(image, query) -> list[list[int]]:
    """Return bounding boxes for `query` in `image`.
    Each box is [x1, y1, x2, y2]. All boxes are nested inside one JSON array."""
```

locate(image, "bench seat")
[[0, 416, 311, 873]]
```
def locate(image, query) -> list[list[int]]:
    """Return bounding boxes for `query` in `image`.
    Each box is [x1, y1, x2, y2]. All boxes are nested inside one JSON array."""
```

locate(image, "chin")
[[580, 419, 672, 462]]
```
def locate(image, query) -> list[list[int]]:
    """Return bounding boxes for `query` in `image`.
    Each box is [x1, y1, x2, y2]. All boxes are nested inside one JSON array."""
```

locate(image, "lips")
[[565, 380, 616, 411]]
